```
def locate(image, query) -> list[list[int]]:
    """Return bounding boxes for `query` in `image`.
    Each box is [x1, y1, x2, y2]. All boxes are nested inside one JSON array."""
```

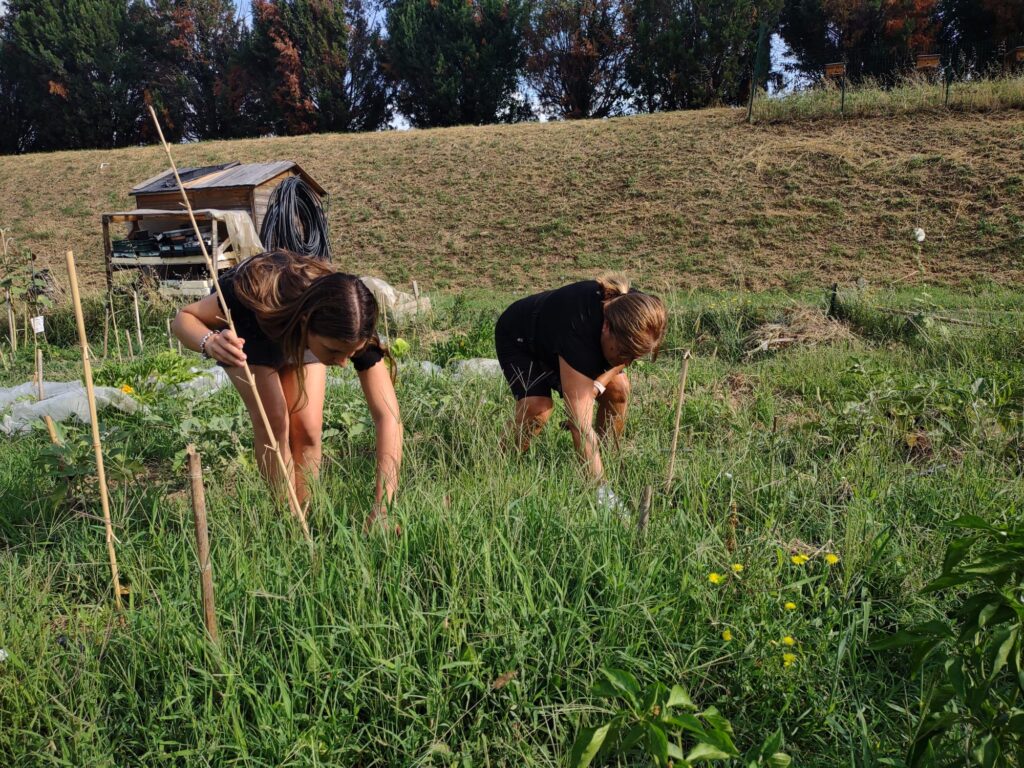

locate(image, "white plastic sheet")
[[0, 380, 141, 435]]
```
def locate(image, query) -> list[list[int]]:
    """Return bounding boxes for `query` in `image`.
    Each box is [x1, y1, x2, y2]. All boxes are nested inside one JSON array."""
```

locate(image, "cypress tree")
[[526, 0, 629, 119], [385, 0, 531, 128]]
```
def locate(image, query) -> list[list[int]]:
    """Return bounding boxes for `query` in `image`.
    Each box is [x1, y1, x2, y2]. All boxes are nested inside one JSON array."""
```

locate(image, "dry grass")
[[1, 106, 1023, 295], [744, 306, 855, 357]]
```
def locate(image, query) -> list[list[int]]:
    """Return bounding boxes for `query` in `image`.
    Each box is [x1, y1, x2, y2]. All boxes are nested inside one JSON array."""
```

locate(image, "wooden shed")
[[130, 161, 327, 234]]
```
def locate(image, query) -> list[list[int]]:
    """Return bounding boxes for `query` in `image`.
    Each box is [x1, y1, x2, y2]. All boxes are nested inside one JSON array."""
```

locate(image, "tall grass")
[[0, 288, 1022, 765], [753, 72, 1024, 124]]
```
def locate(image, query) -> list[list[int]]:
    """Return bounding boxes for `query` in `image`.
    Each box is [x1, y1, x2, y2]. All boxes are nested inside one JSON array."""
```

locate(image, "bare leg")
[[512, 396, 555, 451], [280, 362, 326, 505], [596, 371, 630, 444], [226, 365, 292, 494]]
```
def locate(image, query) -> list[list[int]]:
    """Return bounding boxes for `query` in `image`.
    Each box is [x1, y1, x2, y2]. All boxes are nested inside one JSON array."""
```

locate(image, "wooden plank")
[[102, 219, 113, 292], [111, 255, 235, 268], [189, 161, 294, 189]]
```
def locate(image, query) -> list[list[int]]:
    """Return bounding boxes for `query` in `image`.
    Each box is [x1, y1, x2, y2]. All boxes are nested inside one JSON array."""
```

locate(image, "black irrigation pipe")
[[259, 176, 332, 262]]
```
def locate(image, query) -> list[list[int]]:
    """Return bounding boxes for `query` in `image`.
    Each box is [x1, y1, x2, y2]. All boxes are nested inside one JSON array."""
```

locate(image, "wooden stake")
[[147, 106, 309, 542], [132, 290, 144, 350], [125, 329, 134, 359], [186, 444, 218, 643], [66, 250, 124, 611], [103, 303, 110, 358], [35, 347, 43, 400], [4, 289, 14, 354], [166, 317, 174, 351], [637, 486, 653, 534], [664, 350, 692, 492]]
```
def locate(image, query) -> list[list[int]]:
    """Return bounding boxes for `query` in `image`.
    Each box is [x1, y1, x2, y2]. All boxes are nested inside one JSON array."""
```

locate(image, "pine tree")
[[625, 0, 780, 112], [0, 0, 143, 152], [245, 0, 390, 136], [385, 0, 531, 128], [526, 0, 628, 119]]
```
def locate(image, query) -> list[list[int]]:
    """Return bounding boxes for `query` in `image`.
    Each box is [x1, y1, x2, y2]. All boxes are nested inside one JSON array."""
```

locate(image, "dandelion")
[[784, 601, 797, 611], [783, 652, 797, 668], [824, 553, 840, 566], [731, 563, 744, 574], [708, 572, 724, 585], [722, 629, 733, 642], [782, 635, 796, 647], [120, 384, 134, 395], [790, 554, 809, 566]]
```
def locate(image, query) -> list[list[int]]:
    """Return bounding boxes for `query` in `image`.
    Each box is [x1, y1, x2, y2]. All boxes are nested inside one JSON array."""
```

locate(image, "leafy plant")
[[872, 516, 1024, 767], [569, 668, 791, 768]]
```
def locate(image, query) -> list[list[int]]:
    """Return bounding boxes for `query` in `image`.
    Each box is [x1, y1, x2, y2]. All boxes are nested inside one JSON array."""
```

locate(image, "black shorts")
[[495, 328, 562, 400]]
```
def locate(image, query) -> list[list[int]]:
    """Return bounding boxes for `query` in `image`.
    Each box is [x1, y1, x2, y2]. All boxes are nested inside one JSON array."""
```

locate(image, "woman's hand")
[[204, 328, 247, 367]]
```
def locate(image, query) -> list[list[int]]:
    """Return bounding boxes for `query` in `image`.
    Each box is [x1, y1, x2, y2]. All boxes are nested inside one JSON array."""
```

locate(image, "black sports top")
[[216, 270, 383, 372], [495, 280, 611, 380]]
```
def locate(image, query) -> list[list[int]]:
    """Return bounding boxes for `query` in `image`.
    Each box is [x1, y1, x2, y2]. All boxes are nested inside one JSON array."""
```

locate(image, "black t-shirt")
[[496, 280, 610, 380], [216, 270, 383, 372]]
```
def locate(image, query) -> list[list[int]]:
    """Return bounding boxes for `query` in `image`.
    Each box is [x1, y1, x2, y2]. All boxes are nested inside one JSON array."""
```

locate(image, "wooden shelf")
[[110, 255, 234, 268]]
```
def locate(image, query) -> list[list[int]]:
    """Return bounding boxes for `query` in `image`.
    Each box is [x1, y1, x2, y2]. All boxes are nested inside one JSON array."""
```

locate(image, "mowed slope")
[[1, 107, 1022, 294]]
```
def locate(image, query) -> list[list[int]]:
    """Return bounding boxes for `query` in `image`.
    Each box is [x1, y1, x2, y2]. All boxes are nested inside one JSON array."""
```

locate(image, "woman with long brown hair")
[[495, 275, 666, 511], [172, 250, 402, 530]]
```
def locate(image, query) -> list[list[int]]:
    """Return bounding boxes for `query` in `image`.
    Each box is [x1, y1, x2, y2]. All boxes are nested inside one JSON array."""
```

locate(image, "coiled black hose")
[[259, 175, 332, 261]]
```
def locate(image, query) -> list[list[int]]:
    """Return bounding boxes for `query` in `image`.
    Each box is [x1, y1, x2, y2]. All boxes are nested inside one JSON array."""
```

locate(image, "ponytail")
[[596, 273, 630, 300]]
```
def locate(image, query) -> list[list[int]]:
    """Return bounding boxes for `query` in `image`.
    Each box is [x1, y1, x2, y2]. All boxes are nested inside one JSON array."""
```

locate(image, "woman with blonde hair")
[[172, 250, 402, 530], [495, 276, 667, 510]]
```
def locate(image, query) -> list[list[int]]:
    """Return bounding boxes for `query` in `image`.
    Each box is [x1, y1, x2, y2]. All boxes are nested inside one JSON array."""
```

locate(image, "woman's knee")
[[290, 422, 323, 456]]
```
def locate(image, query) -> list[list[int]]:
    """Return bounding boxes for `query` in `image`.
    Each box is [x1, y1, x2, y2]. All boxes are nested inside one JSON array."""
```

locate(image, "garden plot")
[[0, 288, 1022, 766]]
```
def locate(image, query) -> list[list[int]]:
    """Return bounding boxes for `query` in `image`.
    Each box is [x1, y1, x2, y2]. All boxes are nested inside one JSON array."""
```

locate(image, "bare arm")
[[559, 357, 603, 483], [358, 361, 403, 511], [171, 293, 246, 367]]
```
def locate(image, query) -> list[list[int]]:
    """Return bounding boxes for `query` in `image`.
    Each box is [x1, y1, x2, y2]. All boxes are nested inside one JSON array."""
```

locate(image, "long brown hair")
[[230, 250, 392, 402], [597, 273, 667, 362]]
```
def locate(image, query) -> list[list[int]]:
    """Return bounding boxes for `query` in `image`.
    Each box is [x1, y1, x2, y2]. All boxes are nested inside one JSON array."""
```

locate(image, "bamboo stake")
[[664, 350, 692, 493], [4, 289, 14, 354], [66, 250, 124, 611], [186, 444, 218, 643], [132, 290, 144, 350], [146, 105, 309, 542], [166, 318, 174, 350], [102, 304, 110, 358], [125, 329, 134, 359], [35, 347, 43, 400]]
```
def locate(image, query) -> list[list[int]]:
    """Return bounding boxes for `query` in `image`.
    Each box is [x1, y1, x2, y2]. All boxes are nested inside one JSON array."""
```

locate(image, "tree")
[[779, 0, 940, 83], [0, 0, 147, 152], [939, 0, 1024, 75], [385, 0, 531, 128], [245, 0, 390, 136], [145, 0, 245, 141], [625, 0, 781, 113], [526, 0, 628, 119]]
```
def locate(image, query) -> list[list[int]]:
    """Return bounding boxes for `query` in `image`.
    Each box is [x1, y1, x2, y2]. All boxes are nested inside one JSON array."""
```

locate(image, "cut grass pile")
[[1, 105, 1023, 296], [1, 286, 1022, 765]]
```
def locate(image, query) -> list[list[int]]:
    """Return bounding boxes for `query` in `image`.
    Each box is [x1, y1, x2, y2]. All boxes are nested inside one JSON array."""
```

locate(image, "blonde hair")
[[597, 273, 667, 362]]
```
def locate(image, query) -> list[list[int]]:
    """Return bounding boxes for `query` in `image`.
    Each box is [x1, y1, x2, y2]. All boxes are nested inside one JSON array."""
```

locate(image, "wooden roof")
[[131, 161, 326, 197]]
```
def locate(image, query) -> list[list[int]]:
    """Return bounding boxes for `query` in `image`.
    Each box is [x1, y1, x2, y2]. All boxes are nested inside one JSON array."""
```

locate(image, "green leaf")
[[667, 684, 694, 710], [686, 742, 732, 762], [767, 753, 792, 767], [599, 668, 640, 705], [990, 626, 1019, 679], [950, 515, 998, 532], [942, 536, 977, 574], [699, 707, 734, 736], [971, 734, 998, 768], [645, 722, 669, 766], [568, 723, 610, 768]]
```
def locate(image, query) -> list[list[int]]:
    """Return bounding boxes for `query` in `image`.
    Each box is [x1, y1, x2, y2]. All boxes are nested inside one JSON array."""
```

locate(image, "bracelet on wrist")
[[199, 330, 219, 359]]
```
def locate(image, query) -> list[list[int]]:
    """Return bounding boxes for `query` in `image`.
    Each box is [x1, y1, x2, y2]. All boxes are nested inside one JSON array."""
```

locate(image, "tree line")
[[0, 0, 1021, 154]]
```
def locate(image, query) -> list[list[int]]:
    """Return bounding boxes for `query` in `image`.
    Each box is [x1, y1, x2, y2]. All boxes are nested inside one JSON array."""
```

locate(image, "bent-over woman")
[[495, 276, 666, 510], [172, 250, 402, 530]]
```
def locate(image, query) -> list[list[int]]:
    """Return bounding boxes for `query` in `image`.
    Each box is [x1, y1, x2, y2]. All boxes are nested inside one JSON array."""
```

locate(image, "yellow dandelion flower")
[[731, 563, 744, 574], [784, 601, 797, 611], [782, 635, 796, 646], [783, 652, 797, 667], [708, 572, 723, 585], [824, 553, 840, 565], [790, 554, 809, 566], [120, 384, 134, 395], [722, 629, 733, 642]]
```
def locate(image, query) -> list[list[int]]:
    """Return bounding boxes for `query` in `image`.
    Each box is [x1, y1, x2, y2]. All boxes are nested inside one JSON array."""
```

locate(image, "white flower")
[[914, 228, 926, 243], [0, 649, 8, 662]]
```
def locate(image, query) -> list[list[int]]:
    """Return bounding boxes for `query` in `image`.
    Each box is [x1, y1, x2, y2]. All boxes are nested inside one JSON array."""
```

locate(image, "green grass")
[[1, 287, 1023, 765], [753, 73, 1024, 124]]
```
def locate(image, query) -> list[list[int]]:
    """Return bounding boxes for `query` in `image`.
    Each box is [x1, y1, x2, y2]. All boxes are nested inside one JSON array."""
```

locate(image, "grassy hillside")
[[1, 107, 1022, 295]]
